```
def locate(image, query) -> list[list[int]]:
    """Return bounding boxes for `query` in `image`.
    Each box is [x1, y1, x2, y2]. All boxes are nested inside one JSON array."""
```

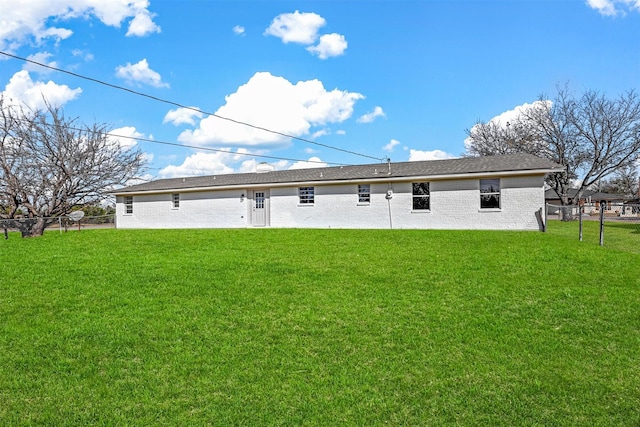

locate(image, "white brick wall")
[[116, 189, 248, 229], [115, 175, 546, 230]]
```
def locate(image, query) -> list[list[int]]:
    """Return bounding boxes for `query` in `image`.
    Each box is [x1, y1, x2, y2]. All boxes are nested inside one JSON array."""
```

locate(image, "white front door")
[[251, 190, 268, 227]]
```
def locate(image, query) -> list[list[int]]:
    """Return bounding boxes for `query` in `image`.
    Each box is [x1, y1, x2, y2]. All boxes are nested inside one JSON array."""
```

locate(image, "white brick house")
[[113, 154, 563, 230]]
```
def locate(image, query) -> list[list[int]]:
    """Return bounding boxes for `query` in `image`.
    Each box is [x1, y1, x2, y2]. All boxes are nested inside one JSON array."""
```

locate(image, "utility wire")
[[0, 51, 384, 162], [105, 131, 350, 166], [20, 117, 348, 166]]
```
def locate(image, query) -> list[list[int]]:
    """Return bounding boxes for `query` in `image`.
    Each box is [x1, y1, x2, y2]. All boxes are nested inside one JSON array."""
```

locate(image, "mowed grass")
[[0, 226, 639, 425], [547, 217, 640, 255]]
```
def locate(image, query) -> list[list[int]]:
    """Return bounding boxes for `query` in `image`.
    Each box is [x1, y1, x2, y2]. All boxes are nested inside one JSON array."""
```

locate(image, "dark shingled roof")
[[115, 153, 564, 194]]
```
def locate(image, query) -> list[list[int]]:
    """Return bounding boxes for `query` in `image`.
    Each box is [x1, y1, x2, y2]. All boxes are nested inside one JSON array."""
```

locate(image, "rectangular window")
[[172, 193, 180, 209], [299, 186, 315, 204], [124, 196, 133, 214], [412, 182, 430, 210], [358, 184, 370, 203], [480, 179, 500, 209]]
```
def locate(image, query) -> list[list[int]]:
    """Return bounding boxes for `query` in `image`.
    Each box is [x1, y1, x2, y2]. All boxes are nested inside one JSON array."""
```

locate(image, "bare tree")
[[599, 164, 639, 198], [466, 86, 640, 219], [0, 97, 146, 237]]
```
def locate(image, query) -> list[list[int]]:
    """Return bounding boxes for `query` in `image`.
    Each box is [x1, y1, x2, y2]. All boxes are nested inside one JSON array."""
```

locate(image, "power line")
[[18, 117, 349, 166], [0, 51, 384, 162], [107, 131, 350, 166]]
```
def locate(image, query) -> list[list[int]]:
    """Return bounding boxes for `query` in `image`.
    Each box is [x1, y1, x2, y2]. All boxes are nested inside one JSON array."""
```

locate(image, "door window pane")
[[255, 192, 265, 209]]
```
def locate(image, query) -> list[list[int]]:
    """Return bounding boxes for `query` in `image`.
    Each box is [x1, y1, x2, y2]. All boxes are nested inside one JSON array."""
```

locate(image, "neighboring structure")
[[113, 154, 563, 231], [545, 188, 630, 216]]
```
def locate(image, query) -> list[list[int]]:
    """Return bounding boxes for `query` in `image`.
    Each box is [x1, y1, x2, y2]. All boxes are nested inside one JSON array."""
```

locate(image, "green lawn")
[[1, 226, 639, 425], [546, 217, 640, 255]]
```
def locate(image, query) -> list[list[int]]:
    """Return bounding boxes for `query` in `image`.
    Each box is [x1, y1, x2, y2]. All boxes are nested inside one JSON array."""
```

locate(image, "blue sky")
[[1, 0, 639, 180]]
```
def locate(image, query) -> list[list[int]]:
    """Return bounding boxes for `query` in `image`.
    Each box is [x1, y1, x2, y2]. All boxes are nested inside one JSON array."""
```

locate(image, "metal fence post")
[[599, 206, 605, 246], [579, 205, 583, 242]]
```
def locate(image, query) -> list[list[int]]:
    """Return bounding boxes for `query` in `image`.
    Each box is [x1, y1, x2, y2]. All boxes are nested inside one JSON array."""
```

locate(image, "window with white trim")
[[480, 179, 500, 209], [172, 193, 180, 209], [124, 196, 133, 214], [299, 186, 315, 204], [358, 184, 370, 204], [412, 182, 430, 210]]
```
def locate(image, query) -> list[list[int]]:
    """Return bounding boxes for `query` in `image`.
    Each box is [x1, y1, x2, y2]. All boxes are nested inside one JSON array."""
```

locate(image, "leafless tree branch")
[[465, 86, 640, 219], [0, 96, 146, 237]]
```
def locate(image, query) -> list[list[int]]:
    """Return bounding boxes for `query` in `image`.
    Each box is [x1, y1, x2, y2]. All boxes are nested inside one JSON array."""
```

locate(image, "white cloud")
[[586, 0, 640, 16], [238, 159, 259, 173], [233, 25, 246, 35], [71, 49, 94, 62], [178, 72, 363, 147], [123, 174, 154, 188], [358, 106, 386, 124], [0, 0, 160, 51], [23, 52, 57, 74], [473, 101, 550, 131], [304, 147, 319, 154], [464, 100, 551, 151], [157, 151, 296, 178], [336, 130, 346, 135], [142, 152, 154, 164], [264, 11, 326, 44], [274, 159, 290, 170], [158, 152, 237, 178], [408, 149, 456, 161], [108, 126, 144, 150], [383, 139, 401, 152], [115, 59, 169, 88], [158, 150, 327, 178], [237, 159, 289, 173], [126, 10, 161, 37], [311, 129, 329, 139], [288, 156, 327, 170], [307, 33, 348, 59], [587, 0, 618, 15], [1, 70, 81, 110], [265, 11, 347, 59], [163, 107, 205, 126]]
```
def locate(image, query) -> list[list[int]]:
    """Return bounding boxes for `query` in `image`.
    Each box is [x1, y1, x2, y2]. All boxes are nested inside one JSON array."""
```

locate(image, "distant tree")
[[77, 203, 115, 218], [465, 86, 640, 219], [0, 97, 145, 237], [599, 164, 639, 198], [78, 203, 116, 224]]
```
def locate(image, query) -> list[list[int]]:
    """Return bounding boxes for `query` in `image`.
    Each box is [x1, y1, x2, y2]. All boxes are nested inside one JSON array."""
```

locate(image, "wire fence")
[[3, 207, 639, 249], [545, 203, 640, 250], [1, 214, 115, 238]]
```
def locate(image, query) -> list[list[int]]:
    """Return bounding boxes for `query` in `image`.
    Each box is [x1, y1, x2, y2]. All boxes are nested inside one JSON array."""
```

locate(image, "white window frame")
[[358, 184, 371, 204], [124, 196, 133, 215], [172, 193, 180, 209], [412, 182, 430, 211], [480, 179, 501, 210], [298, 186, 315, 205]]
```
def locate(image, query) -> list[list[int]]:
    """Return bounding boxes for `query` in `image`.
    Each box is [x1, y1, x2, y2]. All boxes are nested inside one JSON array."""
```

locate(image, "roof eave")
[[111, 168, 558, 196]]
